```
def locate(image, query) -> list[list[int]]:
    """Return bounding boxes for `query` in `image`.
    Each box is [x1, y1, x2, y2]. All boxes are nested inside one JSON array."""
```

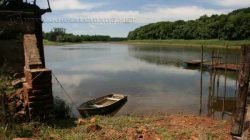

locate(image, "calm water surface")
[[44, 43, 240, 118]]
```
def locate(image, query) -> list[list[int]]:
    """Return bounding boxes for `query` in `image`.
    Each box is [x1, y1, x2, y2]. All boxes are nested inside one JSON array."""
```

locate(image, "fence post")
[[199, 45, 204, 115], [232, 46, 250, 136], [222, 46, 228, 119]]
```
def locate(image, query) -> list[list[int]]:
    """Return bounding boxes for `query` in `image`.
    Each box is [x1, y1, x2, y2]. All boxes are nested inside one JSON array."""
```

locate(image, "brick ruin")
[[23, 35, 53, 119], [0, 1, 53, 119]]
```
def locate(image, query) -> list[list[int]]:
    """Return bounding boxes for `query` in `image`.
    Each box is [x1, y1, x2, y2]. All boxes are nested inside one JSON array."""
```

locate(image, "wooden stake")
[[232, 46, 250, 136], [212, 70, 217, 119], [213, 49, 220, 98], [216, 50, 220, 98], [199, 45, 204, 115], [222, 46, 228, 119], [208, 50, 214, 116], [217, 74, 220, 98], [212, 70, 217, 98]]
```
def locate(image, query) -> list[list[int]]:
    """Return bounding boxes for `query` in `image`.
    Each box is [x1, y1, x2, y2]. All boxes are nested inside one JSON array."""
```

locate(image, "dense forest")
[[43, 28, 126, 42], [128, 7, 250, 40]]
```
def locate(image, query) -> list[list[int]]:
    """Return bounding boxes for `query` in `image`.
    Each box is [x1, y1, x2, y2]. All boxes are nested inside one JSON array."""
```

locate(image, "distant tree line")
[[43, 28, 127, 42], [128, 7, 250, 40]]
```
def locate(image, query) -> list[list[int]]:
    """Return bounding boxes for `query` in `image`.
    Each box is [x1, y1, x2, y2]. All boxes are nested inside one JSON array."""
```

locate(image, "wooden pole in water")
[[235, 79, 238, 97], [199, 45, 204, 115], [212, 50, 219, 119], [222, 46, 228, 119], [216, 49, 222, 118], [212, 69, 217, 119], [216, 49, 220, 98], [235, 51, 239, 97], [212, 68, 217, 98], [216, 74, 220, 98], [208, 49, 215, 117], [208, 50, 212, 115], [232, 46, 250, 136]]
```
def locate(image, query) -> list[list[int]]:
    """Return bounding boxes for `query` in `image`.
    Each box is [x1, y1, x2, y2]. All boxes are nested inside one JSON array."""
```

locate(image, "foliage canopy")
[[44, 28, 127, 42], [128, 7, 250, 40]]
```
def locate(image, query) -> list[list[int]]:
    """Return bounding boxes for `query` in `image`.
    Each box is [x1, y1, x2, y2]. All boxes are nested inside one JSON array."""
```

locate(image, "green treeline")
[[43, 28, 127, 42], [128, 7, 250, 40]]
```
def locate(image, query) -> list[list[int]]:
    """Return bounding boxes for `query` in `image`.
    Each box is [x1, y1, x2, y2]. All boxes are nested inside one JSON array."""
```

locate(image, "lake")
[[44, 43, 240, 119]]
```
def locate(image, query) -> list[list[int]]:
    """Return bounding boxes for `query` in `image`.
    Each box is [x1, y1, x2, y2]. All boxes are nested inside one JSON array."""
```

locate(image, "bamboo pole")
[[212, 49, 217, 97], [235, 79, 238, 97], [217, 74, 220, 98], [214, 49, 221, 100], [235, 52, 239, 97], [216, 49, 221, 99], [222, 46, 228, 119], [212, 70, 217, 98], [212, 66, 217, 119], [208, 50, 214, 116], [199, 45, 204, 115], [210, 49, 220, 118], [231, 46, 250, 136]]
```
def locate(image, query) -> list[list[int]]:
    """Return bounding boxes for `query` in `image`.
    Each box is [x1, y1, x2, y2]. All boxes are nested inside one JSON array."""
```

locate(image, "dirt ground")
[[97, 114, 232, 140], [54, 115, 231, 139], [152, 114, 232, 140], [2, 114, 232, 140]]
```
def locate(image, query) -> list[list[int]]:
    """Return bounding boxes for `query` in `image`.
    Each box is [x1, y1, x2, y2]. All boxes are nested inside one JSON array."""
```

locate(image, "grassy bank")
[[44, 39, 250, 48], [124, 40, 250, 48], [43, 40, 117, 46], [43, 40, 80, 46], [1, 114, 231, 140]]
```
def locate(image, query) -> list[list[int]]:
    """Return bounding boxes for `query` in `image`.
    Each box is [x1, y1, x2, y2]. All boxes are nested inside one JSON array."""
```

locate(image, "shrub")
[[54, 97, 71, 119]]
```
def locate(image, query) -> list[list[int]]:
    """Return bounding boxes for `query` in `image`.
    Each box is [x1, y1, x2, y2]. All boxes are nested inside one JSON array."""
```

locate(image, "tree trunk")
[[232, 46, 250, 136]]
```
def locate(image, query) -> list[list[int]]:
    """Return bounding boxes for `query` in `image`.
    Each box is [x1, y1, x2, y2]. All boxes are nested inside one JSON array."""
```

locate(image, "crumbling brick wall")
[[0, 9, 53, 119]]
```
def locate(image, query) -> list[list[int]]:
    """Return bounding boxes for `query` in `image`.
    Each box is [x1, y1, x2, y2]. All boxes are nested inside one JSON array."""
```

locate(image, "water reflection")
[[44, 44, 239, 119], [129, 46, 240, 68], [208, 97, 236, 119]]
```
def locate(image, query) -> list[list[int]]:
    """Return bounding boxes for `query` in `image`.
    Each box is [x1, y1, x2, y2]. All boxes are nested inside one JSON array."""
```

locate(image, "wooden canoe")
[[77, 94, 127, 117]]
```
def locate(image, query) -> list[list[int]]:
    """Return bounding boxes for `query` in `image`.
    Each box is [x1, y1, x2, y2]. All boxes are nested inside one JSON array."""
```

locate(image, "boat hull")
[[78, 94, 127, 117]]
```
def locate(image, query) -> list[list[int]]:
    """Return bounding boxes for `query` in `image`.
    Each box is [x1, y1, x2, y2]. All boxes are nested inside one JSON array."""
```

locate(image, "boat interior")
[[90, 94, 125, 108]]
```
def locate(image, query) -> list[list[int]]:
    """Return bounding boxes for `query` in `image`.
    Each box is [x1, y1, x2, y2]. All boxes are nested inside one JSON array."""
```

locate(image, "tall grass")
[[0, 97, 73, 139]]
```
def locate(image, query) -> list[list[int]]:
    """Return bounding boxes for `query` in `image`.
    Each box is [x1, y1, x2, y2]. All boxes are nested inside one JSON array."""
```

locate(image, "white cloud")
[[65, 6, 229, 23], [209, 0, 250, 7], [40, 0, 104, 10]]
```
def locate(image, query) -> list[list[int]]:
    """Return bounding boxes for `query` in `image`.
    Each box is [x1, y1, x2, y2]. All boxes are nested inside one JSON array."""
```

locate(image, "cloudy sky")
[[38, 0, 250, 37]]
